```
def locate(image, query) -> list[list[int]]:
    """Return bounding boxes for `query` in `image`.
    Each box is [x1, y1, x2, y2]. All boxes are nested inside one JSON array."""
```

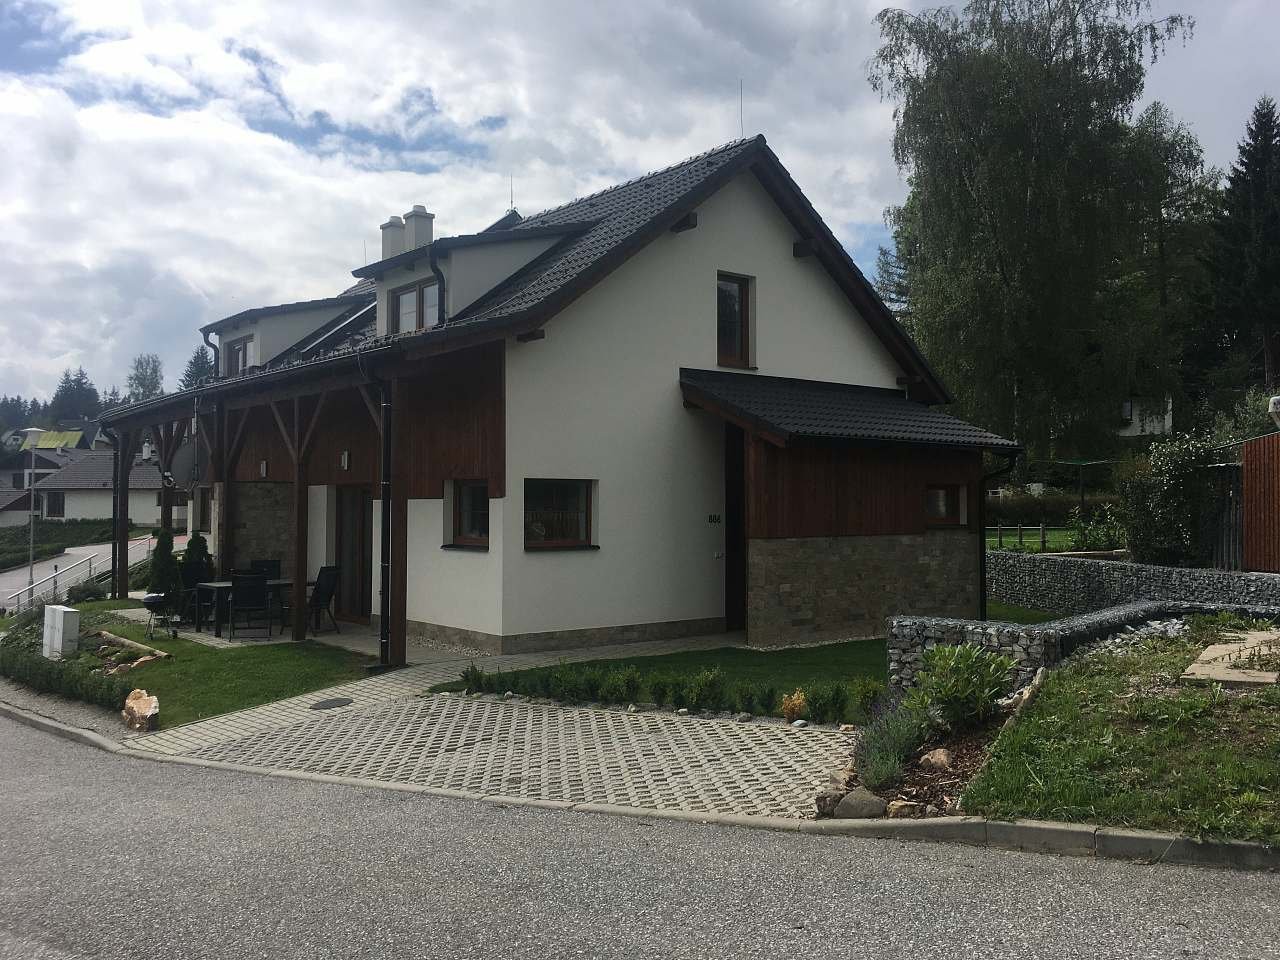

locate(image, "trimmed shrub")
[[66, 580, 106, 603], [128, 558, 152, 591], [987, 492, 1119, 528], [855, 698, 930, 790], [905, 643, 1016, 730], [598, 665, 641, 704], [148, 528, 181, 601], [0, 643, 133, 711]]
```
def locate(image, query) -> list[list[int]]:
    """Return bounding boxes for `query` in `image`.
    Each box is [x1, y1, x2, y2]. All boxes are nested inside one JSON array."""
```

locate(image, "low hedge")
[[458, 661, 884, 725], [0, 642, 133, 711], [987, 493, 1118, 527]]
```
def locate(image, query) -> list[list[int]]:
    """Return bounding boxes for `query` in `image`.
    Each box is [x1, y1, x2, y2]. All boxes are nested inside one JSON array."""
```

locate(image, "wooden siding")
[[1243, 433, 1280, 572], [745, 436, 982, 539], [398, 341, 505, 499]]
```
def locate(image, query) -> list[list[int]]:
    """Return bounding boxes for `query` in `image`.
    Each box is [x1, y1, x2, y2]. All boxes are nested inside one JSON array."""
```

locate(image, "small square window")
[[454, 480, 489, 545], [717, 273, 750, 367], [525, 479, 592, 548], [45, 492, 65, 519], [926, 485, 964, 525], [225, 335, 254, 375]]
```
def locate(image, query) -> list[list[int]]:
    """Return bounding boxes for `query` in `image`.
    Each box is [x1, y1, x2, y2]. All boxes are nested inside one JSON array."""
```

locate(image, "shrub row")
[[0, 642, 134, 711], [987, 493, 1118, 527], [458, 662, 884, 725]]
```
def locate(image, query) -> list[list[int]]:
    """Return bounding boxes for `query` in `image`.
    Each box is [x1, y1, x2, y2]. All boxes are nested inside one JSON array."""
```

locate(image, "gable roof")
[[21, 430, 85, 451], [0, 489, 30, 512], [680, 368, 1017, 451], [200, 291, 374, 336], [32, 450, 168, 491]]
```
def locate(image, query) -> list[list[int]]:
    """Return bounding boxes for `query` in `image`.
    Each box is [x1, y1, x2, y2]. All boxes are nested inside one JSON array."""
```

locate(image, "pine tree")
[[178, 346, 216, 390], [47, 366, 101, 424], [1214, 96, 1280, 387]]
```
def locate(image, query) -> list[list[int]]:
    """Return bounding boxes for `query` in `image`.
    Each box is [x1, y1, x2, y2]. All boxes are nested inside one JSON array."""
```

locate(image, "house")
[[30, 447, 190, 529], [0, 489, 32, 528], [1117, 395, 1173, 439], [100, 135, 1018, 663]]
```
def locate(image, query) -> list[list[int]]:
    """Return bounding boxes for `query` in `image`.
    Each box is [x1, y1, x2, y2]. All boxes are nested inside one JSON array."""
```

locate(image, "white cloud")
[[0, 0, 1270, 400]]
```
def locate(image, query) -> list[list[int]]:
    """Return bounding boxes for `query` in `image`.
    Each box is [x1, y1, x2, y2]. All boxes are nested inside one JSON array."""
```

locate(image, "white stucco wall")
[[307, 485, 337, 579], [445, 236, 560, 316], [0, 510, 27, 527], [51, 489, 185, 527], [500, 169, 907, 635], [217, 303, 349, 372], [371, 497, 504, 636]]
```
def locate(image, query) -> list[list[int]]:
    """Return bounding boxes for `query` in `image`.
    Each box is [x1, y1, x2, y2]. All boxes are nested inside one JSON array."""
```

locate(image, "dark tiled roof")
[[0, 489, 30, 512], [453, 138, 762, 326], [32, 450, 168, 491], [200, 291, 374, 335], [679, 369, 1019, 451]]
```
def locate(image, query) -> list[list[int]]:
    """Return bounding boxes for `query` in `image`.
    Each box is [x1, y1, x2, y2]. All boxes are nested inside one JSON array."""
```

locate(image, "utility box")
[[42, 605, 81, 660]]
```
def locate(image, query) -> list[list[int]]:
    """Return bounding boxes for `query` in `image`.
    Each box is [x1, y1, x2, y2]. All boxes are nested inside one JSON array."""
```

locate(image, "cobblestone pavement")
[[127, 632, 742, 756], [186, 694, 850, 818]]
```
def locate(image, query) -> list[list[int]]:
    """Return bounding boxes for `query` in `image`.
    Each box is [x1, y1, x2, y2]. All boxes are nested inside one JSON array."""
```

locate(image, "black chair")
[[178, 563, 213, 626], [228, 574, 275, 638], [308, 566, 341, 634], [250, 558, 282, 580]]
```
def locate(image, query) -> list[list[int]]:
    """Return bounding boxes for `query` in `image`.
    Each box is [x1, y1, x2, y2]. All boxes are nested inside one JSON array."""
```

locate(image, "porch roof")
[[678, 368, 1020, 452]]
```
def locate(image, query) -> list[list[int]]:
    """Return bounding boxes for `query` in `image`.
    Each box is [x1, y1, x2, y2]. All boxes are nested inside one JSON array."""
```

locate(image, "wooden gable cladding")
[[1243, 433, 1280, 573], [397, 340, 505, 499], [306, 389, 380, 486], [745, 435, 982, 539]]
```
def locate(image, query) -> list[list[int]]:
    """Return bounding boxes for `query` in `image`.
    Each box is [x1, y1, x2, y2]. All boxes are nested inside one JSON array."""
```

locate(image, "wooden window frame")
[[452, 479, 489, 547], [524, 478, 594, 550], [389, 279, 440, 334], [225, 335, 253, 376], [44, 491, 65, 519], [716, 272, 752, 369], [925, 484, 965, 527]]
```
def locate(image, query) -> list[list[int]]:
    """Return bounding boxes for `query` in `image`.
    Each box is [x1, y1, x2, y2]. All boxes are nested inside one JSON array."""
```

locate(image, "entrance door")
[[335, 486, 373, 622], [724, 423, 747, 631]]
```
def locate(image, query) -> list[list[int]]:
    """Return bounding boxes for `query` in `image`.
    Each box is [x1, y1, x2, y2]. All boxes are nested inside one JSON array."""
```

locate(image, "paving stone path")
[[185, 694, 849, 818]]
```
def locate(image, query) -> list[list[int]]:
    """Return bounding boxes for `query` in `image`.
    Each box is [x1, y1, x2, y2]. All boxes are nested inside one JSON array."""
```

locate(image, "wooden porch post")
[[112, 428, 137, 599], [389, 377, 408, 666], [218, 406, 250, 576], [151, 418, 189, 534], [272, 393, 328, 644]]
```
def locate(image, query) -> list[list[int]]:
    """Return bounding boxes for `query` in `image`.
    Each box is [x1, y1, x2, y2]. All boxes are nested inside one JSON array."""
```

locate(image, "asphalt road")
[[2, 717, 1278, 960]]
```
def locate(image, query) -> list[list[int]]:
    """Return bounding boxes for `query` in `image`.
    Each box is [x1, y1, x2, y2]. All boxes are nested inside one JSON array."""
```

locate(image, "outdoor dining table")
[[194, 578, 315, 637]]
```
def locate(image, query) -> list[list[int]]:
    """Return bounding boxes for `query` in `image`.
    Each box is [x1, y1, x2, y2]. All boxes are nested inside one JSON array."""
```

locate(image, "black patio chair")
[[281, 565, 342, 635], [250, 558, 282, 580], [178, 564, 213, 626], [228, 574, 276, 639]]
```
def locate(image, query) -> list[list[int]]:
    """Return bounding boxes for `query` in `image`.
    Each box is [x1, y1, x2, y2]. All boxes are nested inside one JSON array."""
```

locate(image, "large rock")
[[814, 788, 845, 818], [122, 689, 160, 732], [832, 787, 887, 819], [919, 748, 954, 773]]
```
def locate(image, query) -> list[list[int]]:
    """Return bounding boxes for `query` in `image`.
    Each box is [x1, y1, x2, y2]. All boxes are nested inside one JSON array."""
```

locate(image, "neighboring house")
[[3, 445, 88, 492], [31, 448, 189, 529], [1117, 395, 1173, 439], [0, 488, 31, 528], [101, 135, 1018, 662], [19, 427, 95, 451]]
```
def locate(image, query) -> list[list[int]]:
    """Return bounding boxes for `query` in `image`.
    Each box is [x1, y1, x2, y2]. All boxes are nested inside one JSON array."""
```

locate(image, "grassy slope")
[[432, 639, 887, 694], [986, 601, 1057, 625], [0, 520, 149, 572], [963, 619, 1280, 843]]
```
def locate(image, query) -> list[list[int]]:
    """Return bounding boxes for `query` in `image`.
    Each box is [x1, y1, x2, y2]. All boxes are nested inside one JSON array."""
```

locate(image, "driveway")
[[2, 718, 1277, 960], [0, 534, 185, 602]]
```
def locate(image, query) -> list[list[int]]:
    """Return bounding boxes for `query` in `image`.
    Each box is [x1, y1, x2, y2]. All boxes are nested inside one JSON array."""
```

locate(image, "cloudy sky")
[[0, 0, 1273, 401]]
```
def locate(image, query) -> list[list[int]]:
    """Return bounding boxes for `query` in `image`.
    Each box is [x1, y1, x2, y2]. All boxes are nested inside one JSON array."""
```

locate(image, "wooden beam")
[[226, 408, 251, 471], [223, 370, 372, 412], [269, 400, 297, 464], [299, 390, 329, 460], [197, 412, 216, 459], [357, 383, 382, 435]]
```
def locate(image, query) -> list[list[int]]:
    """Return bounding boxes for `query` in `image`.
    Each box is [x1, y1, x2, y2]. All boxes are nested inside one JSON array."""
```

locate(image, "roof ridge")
[[519, 135, 764, 224]]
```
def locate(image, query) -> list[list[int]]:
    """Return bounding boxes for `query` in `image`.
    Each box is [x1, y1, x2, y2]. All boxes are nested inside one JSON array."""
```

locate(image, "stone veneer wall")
[[747, 530, 978, 648], [888, 600, 1280, 690], [372, 615, 728, 657], [230, 481, 294, 576], [987, 550, 1280, 616]]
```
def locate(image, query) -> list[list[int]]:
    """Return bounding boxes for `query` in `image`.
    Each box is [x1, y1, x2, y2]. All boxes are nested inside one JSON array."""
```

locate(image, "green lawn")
[[987, 601, 1057, 624], [89, 615, 375, 728], [962, 617, 1280, 843], [985, 526, 1074, 552], [431, 638, 887, 694]]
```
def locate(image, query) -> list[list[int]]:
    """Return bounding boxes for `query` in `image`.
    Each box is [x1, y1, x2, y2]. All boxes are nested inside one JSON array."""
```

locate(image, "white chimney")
[[380, 215, 405, 259], [141, 438, 153, 461], [403, 205, 434, 249]]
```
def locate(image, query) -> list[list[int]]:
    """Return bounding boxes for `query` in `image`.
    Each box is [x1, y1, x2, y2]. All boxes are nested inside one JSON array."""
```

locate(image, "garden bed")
[[436, 640, 888, 727]]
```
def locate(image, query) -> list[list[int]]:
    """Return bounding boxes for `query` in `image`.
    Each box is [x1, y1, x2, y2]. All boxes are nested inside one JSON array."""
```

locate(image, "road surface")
[[0, 717, 1276, 959]]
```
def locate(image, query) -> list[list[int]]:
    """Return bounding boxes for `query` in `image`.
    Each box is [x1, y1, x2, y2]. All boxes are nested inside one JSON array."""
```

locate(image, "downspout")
[[202, 328, 220, 377], [428, 242, 447, 327], [378, 380, 392, 667], [978, 450, 1020, 621]]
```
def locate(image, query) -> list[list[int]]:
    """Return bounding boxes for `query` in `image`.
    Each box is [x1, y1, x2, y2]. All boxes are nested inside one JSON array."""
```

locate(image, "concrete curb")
[[3, 696, 1276, 873]]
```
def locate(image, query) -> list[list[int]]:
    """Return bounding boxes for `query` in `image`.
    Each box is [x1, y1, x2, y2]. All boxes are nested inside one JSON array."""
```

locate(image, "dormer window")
[[717, 273, 751, 368], [389, 280, 441, 334], [226, 335, 254, 375]]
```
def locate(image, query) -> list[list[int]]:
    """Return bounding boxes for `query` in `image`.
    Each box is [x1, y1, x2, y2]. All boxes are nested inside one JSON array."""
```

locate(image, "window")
[[717, 273, 751, 367], [925, 485, 965, 526], [453, 480, 489, 545], [525, 479, 592, 548], [44, 492, 64, 518], [1121, 399, 1134, 423], [11, 472, 22, 490], [389, 280, 441, 334], [226, 335, 254, 375]]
